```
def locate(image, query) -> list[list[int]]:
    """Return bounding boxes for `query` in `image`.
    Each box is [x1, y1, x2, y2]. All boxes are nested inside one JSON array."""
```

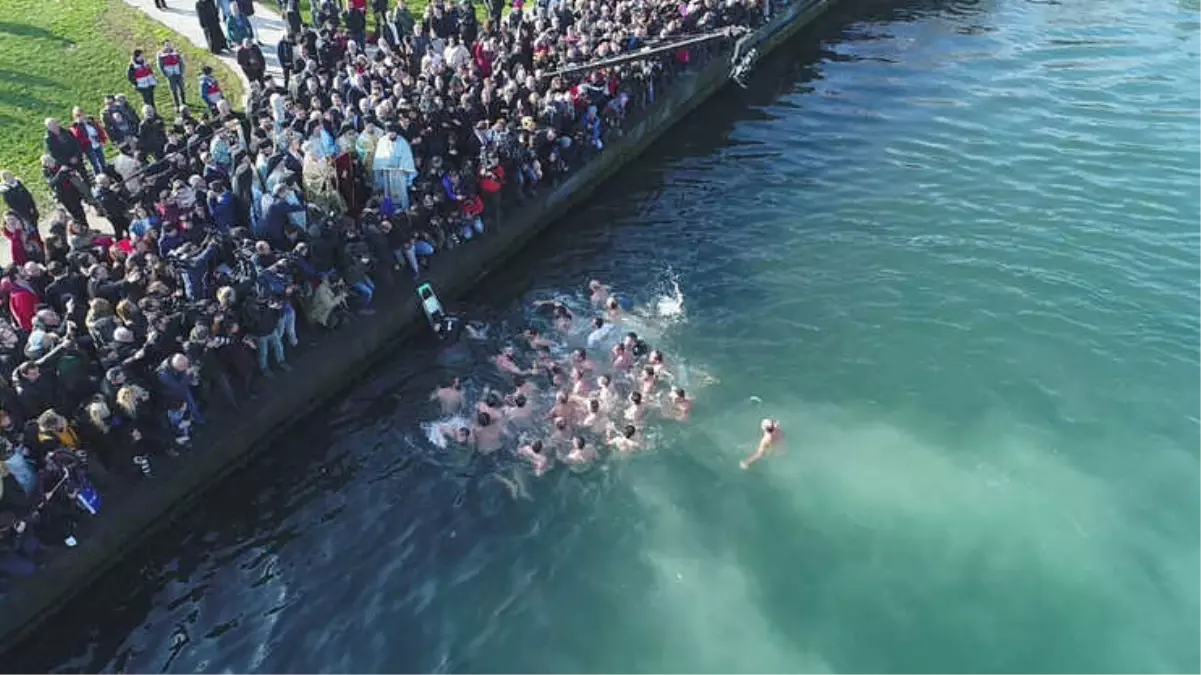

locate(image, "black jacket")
[[45, 129, 82, 167], [1, 180, 38, 223]]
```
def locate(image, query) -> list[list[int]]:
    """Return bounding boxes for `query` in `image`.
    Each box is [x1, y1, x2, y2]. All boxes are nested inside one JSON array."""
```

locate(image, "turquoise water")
[[14, 0, 1199, 672]]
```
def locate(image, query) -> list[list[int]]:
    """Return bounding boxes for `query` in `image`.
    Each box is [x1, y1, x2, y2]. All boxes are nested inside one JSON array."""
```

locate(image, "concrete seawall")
[[0, 0, 833, 655]]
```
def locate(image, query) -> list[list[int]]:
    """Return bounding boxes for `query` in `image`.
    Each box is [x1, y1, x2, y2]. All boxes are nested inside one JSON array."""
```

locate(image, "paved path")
[[119, 0, 287, 88]]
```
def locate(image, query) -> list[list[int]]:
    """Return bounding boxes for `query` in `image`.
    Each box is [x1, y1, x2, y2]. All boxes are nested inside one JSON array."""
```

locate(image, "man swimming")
[[572, 348, 597, 375], [587, 317, 615, 349], [495, 345, 534, 377], [517, 439, 552, 477], [595, 374, 620, 412], [611, 342, 634, 372], [606, 424, 643, 454], [581, 398, 608, 434], [472, 411, 505, 453], [740, 418, 784, 470], [563, 435, 598, 469], [504, 393, 534, 425], [588, 280, 611, 307], [570, 367, 592, 399], [666, 386, 692, 421], [438, 424, 475, 451], [547, 391, 578, 422], [639, 365, 659, 398], [605, 296, 623, 323], [522, 327, 554, 349], [429, 377, 464, 414], [625, 391, 647, 425], [623, 332, 650, 359]]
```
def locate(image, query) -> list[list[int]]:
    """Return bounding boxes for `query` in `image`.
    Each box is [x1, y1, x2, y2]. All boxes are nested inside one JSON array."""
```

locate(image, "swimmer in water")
[[429, 377, 464, 414], [605, 296, 623, 323], [547, 391, 578, 422], [495, 345, 534, 377], [666, 386, 692, 422], [522, 327, 554, 350], [517, 439, 552, 476], [505, 393, 534, 425], [571, 348, 596, 375], [740, 418, 784, 470], [546, 363, 568, 389], [607, 424, 642, 454], [639, 365, 658, 397], [595, 374, 620, 412], [586, 317, 615, 349], [477, 390, 505, 420], [554, 304, 574, 332], [648, 349, 668, 377], [625, 390, 647, 425], [581, 398, 608, 434], [588, 279, 611, 307], [438, 424, 474, 450], [549, 416, 573, 450], [472, 410, 505, 453], [623, 332, 650, 359], [611, 342, 633, 372], [563, 435, 598, 468], [570, 367, 592, 399]]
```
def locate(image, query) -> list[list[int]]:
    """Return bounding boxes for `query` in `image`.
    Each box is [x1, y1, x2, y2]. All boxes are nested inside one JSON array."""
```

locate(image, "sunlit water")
[[12, 0, 1199, 671]]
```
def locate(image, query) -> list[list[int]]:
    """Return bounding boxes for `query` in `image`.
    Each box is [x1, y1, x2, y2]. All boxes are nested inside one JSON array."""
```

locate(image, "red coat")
[[7, 283, 39, 333], [70, 119, 109, 152], [348, 0, 367, 10], [3, 226, 44, 266]]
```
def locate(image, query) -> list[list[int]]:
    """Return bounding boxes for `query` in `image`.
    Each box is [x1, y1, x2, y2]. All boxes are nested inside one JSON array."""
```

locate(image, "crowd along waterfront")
[[7, 0, 1200, 671], [0, 0, 834, 651]]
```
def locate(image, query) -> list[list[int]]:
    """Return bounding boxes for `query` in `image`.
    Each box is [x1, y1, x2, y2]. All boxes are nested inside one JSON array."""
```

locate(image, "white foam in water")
[[655, 276, 685, 319], [423, 414, 470, 448]]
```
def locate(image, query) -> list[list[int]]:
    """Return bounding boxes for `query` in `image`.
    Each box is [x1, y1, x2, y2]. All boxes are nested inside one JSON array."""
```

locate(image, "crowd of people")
[[0, 0, 770, 584]]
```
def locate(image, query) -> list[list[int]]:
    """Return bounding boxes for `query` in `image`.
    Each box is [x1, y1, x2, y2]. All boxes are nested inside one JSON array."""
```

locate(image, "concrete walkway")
[[119, 0, 287, 88]]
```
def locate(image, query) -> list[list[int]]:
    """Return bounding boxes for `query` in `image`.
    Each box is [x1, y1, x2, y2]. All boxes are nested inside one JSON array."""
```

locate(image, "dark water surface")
[[11, 0, 1200, 671]]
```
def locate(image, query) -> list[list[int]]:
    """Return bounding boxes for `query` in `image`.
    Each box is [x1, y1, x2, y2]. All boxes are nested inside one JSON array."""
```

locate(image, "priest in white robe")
[[372, 124, 416, 211]]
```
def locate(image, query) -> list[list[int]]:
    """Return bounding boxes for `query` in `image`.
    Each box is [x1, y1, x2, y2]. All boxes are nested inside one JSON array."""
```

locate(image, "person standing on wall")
[[157, 41, 187, 109], [126, 49, 158, 108]]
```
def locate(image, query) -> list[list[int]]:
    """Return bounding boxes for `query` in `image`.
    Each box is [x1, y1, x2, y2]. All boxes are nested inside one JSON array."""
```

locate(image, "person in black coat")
[[196, 0, 228, 54], [91, 175, 132, 240], [138, 108, 168, 160], [277, 32, 296, 89], [43, 162, 90, 226], [0, 173, 38, 227], [44, 120, 84, 175]]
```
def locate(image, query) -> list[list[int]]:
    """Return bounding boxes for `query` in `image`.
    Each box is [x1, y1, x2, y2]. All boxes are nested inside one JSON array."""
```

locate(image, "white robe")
[[373, 134, 415, 211]]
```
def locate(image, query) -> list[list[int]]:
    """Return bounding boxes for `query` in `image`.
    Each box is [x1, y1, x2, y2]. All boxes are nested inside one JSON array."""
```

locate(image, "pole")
[[540, 27, 748, 80]]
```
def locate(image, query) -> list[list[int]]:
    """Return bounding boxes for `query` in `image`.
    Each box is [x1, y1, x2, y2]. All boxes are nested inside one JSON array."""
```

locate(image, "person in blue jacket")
[[206, 181, 237, 233], [256, 183, 305, 249]]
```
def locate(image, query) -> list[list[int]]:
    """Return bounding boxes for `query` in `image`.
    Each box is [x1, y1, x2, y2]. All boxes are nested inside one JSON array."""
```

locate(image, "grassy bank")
[[0, 0, 245, 207]]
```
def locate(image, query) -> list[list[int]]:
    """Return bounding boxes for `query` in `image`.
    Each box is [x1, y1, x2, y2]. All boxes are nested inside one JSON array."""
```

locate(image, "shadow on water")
[[7, 0, 992, 671]]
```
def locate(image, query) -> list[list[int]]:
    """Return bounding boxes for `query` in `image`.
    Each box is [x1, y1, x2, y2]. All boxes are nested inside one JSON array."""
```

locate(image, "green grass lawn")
[[0, 0, 245, 207]]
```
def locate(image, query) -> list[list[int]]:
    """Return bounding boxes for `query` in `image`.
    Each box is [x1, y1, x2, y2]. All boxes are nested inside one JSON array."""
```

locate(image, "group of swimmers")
[[428, 279, 783, 478]]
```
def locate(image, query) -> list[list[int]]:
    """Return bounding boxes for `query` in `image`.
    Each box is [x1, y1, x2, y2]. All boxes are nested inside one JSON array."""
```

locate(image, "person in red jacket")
[[2, 271, 41, 334], [69, 107, 109, 176], [2, 211, 44, 267]]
